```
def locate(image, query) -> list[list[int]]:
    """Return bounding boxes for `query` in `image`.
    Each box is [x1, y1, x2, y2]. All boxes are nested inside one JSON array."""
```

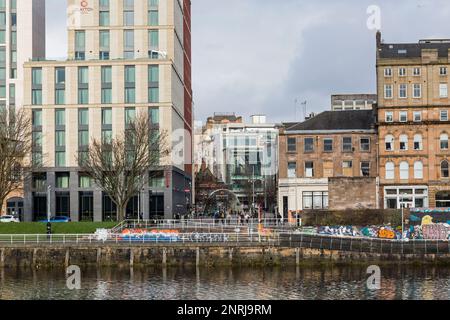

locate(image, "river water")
[[0, 265, 449, 300]]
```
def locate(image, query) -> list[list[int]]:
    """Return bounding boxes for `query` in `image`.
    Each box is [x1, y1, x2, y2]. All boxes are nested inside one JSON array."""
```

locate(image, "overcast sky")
[[46, 0, 450, 124]]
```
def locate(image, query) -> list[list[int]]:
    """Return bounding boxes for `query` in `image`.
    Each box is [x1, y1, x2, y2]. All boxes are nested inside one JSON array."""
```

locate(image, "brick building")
[[377, 32, 450, 209], [278, 110, 378, 217]]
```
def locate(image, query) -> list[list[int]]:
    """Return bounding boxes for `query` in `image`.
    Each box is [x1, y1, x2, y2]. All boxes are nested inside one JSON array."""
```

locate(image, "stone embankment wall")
[[1, 244, 450, 268]]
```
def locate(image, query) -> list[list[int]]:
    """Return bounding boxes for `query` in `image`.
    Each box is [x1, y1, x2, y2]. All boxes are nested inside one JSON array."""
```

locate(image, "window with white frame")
[[399, 134, 408, 151], [384, 68, 392, 77], [385, 111, 393, 122], [440, 83, 448, 98], [384, 85, 393, 99], [441, 133, 449, 150], [413, 67, 421, 76], [414, 161, 423, 179], [399, 111, 408, 122], [305, 162, 314, 178], [440, 110, 448, 121], [400, 161, 409, 180], [442, 160, 449, 178], [399, 68, 406, 76], [399, 84, 407, 98], [440, 67, 448, 76], [385, 135, 394, 151], [413, 84, 421, 98], [361, 162, 370, 177], [360, 137, 370, 151], [413, 134, 423, 150], [385, 162, 395, 180], [413, 111, 422, 122], [287, 162, 296, 178]]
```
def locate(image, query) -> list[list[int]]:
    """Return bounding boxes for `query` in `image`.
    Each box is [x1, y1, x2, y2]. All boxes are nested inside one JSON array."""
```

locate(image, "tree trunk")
[[117, 204, 127, 221]]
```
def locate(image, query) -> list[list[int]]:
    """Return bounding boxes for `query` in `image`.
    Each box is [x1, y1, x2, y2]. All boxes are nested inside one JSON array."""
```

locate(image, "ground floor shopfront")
[[382, 184, 450, 209], [278, 178, 329, 218], [23, 166, 192, 222]]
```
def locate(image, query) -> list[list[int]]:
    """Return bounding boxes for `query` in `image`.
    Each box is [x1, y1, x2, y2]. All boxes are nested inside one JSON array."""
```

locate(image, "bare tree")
[[79, 113, 169, 221], [0, 108, 32, 215]]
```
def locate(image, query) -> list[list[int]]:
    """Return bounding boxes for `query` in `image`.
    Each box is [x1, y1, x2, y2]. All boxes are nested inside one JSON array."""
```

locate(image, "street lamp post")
[[47, 185, 52, 221]]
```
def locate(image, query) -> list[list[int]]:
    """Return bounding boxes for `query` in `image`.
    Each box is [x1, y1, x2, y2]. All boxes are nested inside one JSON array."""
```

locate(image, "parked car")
[[0, 215, 20, 223], [39, 216, 71, 223]]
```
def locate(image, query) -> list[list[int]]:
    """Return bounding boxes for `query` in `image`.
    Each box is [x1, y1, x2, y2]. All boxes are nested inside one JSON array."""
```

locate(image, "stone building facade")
[[377, 32, 450, 209], [278, 110, 378, 217]]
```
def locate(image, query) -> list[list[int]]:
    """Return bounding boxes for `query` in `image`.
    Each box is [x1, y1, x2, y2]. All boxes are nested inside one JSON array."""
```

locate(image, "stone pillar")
[[47, 171, 56, 218], [93, 190, 103, 222], [70, 171, 79, 222], [142, 188, 150, 220]]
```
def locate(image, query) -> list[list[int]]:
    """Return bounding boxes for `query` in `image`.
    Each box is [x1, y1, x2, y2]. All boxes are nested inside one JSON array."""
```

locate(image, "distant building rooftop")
[[283, 110, 376, 132], [377, 31, 450, 59]]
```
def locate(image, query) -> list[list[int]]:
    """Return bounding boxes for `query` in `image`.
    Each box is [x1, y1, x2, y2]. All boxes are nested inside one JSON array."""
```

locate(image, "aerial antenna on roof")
[[301, 100, 307, 121]]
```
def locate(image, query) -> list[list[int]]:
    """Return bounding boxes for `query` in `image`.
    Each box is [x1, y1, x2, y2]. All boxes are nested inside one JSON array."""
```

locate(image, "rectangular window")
[[125, 107, 136, 124], [361, 162, 370, 177], [55, 109, 65, 126], [287, 162, 296, 178], [385, 111, 393, 122], [55, 67, 65, 85], [384, 84, 393, 99], [360, 137, 370, 151], [124, 11, 134, 26], [441, 110, 449, 121], [149, 108, 159, 125], [413, 67, 421, 76], [148, 30, 159, 49], [413, 84, 421, 98], [102, 108, 112, 125], [32, 91, 42, 105], [99, 11, 109, 26], [399, 67, 406, 76], [413, 111, 422, 122], [78, 108, 88, 126], [440, 84, 448, 98], [304, 138, 314, 152], [78, 88, 89, 104], [342, 160, 353, 177], [55, 89, 65, 105], [32, 109, 42, 127], [342, 137, 352, 152], [305, 162, 314, 178], [148, 10, 158, 26], [440, 67, 447, 76], [287, 137, 296, 152], [32, 68, 42, 85], [55, 152, 66, 167], [399, 84, 407, 98], [124, 30, 134, 59], [399, 111, 408, 122], [56, 173, 69, 189], [323, 138, 333, 152], [384, 68, 392, 77]]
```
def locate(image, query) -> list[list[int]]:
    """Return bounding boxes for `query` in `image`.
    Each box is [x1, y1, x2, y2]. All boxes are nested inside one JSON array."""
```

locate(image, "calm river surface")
[[0, 265, 449, 300]]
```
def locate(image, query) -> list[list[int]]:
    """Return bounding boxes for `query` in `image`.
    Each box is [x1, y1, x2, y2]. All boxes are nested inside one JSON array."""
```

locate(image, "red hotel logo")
[[80, 0, 93, 14]]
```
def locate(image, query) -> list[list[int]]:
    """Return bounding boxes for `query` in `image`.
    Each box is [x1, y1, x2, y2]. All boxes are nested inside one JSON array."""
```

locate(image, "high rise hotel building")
[[0, 0, 45, 218], [23, 0, 193, 221]]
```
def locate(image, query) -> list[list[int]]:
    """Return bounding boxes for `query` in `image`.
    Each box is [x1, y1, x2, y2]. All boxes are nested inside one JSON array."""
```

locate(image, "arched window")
[[414, 161, 423, 179], [441, 133, 449, 150], [414, 134, 423, 150], [400, 161, 409, 180], [399, 134, 408, 151], [385, 135, 394, 151], [385, 162, 395, 180], [442, 160, 449, 178]]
